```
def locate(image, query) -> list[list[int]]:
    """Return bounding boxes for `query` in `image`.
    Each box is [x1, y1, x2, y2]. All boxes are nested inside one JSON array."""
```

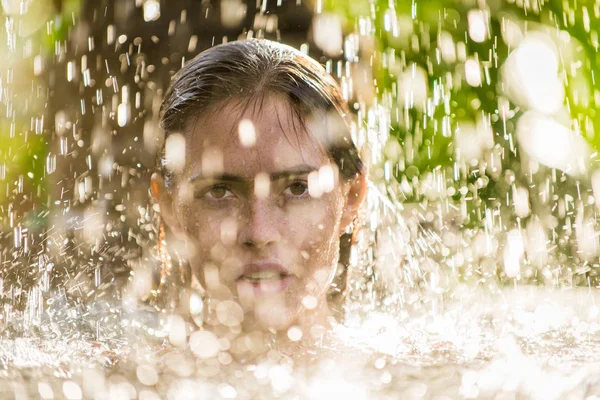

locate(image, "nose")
[[238, 198, 282, 249]]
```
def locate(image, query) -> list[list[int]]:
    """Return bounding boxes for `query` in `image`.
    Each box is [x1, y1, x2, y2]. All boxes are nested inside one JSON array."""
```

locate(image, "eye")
[[202, 185, 234, 200], [284, 181, 309, 198]]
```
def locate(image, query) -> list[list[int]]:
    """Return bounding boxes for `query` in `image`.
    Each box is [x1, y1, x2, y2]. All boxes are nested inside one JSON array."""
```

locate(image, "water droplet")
[[164, 133, 186, 173], [62, 381, 82, 400], [238, 119, 256, 147], [287, 326, 302, 341], [190, 330, 220, 359], [143, 0, 161, 21]]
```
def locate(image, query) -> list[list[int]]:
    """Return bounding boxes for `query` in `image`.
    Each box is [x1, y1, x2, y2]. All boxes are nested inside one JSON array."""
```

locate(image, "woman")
[[150, 39, 367, 359]]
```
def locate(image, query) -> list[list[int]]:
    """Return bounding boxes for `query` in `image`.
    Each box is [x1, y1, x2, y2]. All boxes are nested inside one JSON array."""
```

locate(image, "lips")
[[242, 270, 287, 282], [236, 260, 293, 295], [237, 260, 290, 280]]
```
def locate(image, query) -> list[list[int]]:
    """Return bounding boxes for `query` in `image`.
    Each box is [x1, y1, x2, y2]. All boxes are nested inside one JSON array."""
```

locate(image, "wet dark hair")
[[159, 39, 364, 183], [157, 39, 364, 312]]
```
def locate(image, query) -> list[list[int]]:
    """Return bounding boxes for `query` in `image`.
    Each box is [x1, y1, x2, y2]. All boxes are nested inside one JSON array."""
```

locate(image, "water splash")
[[1, 0, 600, 398]]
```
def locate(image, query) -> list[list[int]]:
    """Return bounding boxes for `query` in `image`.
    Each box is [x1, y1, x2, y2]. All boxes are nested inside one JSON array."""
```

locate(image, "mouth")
[[236, 261, 294, 295], [240, 270, 289, 282]]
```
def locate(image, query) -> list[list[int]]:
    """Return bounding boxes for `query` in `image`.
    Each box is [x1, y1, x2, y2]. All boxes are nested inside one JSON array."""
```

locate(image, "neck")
[[271, 299, 338, 356], [227, 297, 339, 360]]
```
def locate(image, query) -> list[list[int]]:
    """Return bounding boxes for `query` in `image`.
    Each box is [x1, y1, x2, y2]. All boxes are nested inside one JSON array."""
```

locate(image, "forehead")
[[184, 96, 331, 176]]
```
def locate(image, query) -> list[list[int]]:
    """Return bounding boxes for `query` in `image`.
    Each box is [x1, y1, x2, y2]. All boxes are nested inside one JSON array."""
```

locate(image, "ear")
[[151, 172, 183, 236], [339, 173, 367, 236]]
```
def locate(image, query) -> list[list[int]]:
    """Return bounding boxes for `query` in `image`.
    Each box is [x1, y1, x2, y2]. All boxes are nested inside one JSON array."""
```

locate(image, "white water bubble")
[[218, 384, 237, 399], [33, 55, 44, 76], [468, 9, 489, 43], [98, 154, 114, 177], [190, 330, 220, 359], [465, 59, 482, 87], [476, 115, 495, 150], [190, 292, 204, 316], [164, 133, 186, 173], [455, 122, 483, 163], [168, 314, 187, 348], [238, 119, 256, 147], [438, 31, 456, 64], [38, 382, 54, 399], [318, 165, 335, 193], [397, 64, 428, 110], [384, 138, 403, 161], [143, 0, 161, 21], [67, 61, 75, 82], [188, 35, 199, 53], [517, 112, 590, 176], [503, 229, 524, 278], [108, 380, 136, 399], [164, 353, 194, 377], [254, 172, 270, 199], [308, 171, 323, 198], [131, 264, 153, 300], [270, 365, 294, 393], [302, 295, 318, 310], [221, 0, 247, 29], [220, 217, 238, 246], [0, 0, 21, 14], [216, 300, 244, 327], [513, 187, 530, 218], [91, 125, 111, 154], [82, 368, 106, 398], [501, 18, 523, 48], [106, 24, 115, 44], [219, 351, 233, 365], [143, 119, 159, 155], [502, 34, 563, 113], [312, 13, 343, 57], [201, 147, 224, 177], [117, 103, 129, 127], [287, 326, 303, 342], [78, 181, 86, 204], [383, 8, 398, 36], [136, 364, 159, 386], [421, 171, 446, 200], [55, 110, 67, 135], [62, 381, 82, 400]]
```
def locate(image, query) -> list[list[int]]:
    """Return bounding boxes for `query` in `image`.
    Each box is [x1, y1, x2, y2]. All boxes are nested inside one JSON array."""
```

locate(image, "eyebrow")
[[188, 164, 320, 183]]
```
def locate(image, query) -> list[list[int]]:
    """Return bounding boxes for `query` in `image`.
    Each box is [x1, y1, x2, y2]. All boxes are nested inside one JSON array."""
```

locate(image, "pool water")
[[2, 287, 600, 399]]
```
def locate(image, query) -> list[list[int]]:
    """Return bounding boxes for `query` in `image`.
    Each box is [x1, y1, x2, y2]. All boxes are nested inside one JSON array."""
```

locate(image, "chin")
[[249, 299, 301, 331]]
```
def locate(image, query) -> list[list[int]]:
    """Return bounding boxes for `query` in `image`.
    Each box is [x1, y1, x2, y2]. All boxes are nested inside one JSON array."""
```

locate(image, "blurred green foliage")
[[327, 0, 600, 229], [0, 0, 81, 224]]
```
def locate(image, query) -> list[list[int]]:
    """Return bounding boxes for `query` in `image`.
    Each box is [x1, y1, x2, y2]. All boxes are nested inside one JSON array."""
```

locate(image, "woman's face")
[[154, 95, 365, 330]]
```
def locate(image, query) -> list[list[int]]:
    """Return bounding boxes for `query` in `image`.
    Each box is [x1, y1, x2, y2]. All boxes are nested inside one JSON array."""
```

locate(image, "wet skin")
[[152, 94, 366, 331]]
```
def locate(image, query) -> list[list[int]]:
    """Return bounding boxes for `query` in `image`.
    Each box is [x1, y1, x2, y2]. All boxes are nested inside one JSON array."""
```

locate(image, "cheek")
[[289, 199, 344, 274], [178, 203, 226, 240], [288, 202, 336, 242], [176, 205, 227, 270]]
